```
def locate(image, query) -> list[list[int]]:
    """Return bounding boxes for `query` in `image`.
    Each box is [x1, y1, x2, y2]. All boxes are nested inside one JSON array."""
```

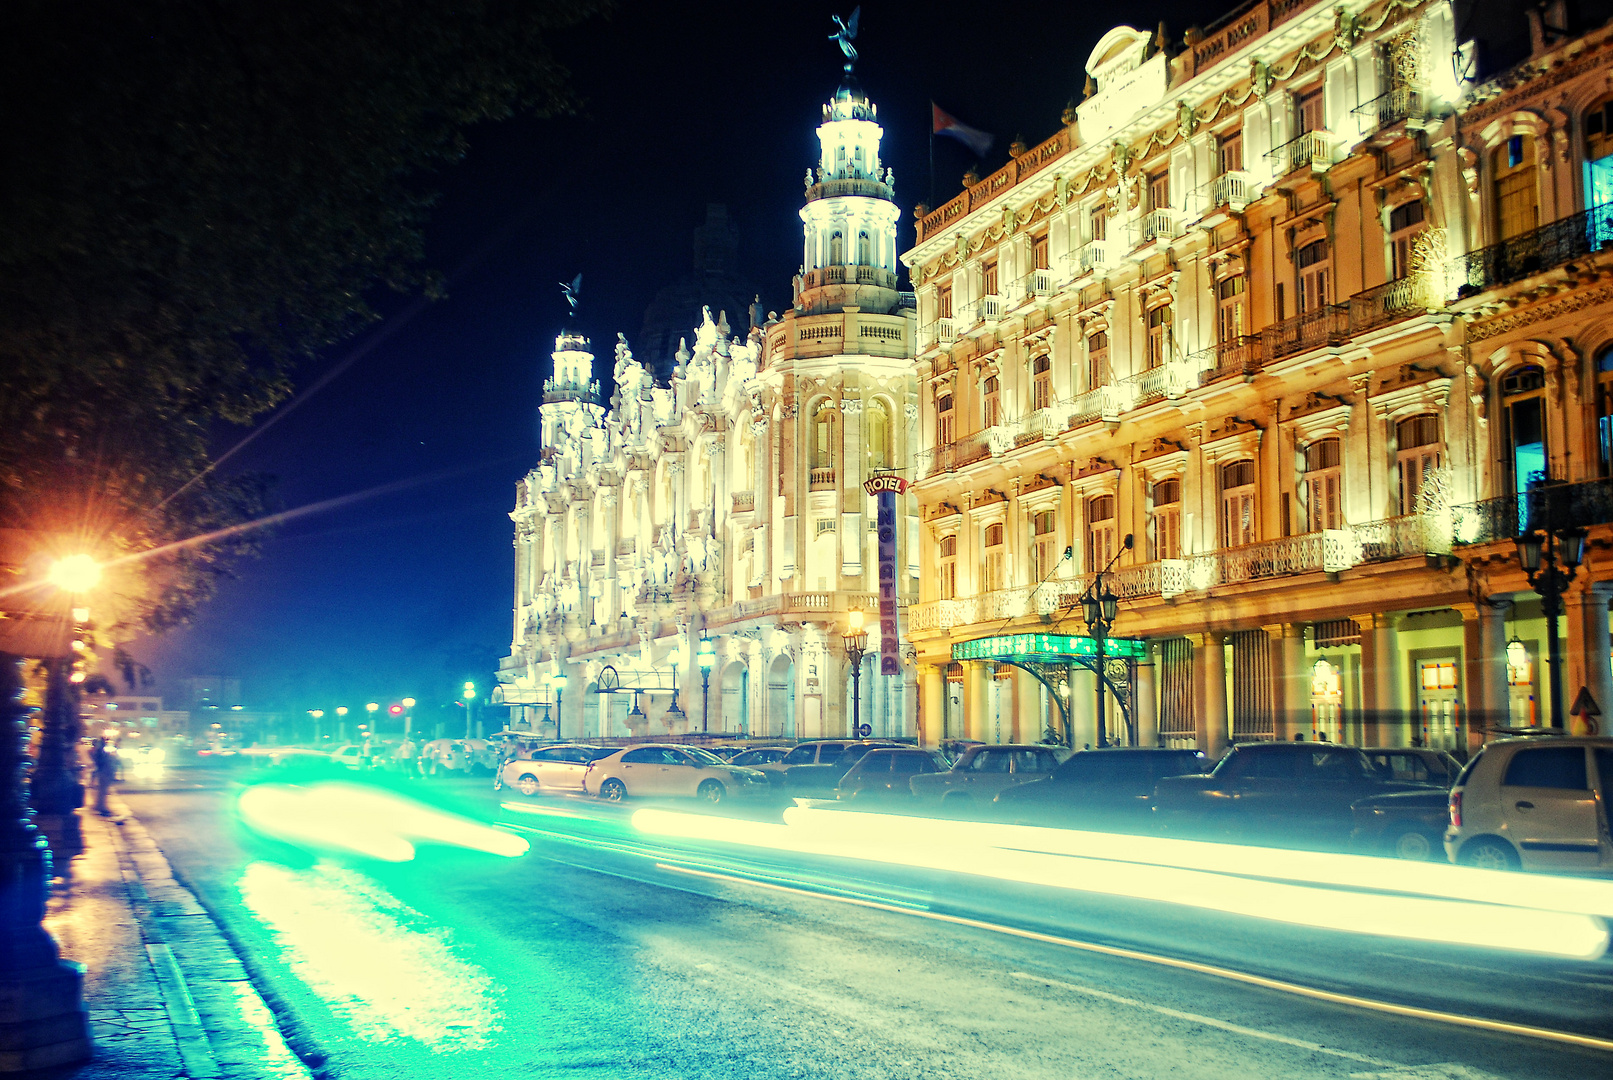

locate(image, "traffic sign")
[[855, 723, 872, 738], [1570, 686, 1602, 717]]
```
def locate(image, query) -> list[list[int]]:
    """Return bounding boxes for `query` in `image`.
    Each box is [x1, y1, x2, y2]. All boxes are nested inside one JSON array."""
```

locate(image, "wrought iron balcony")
[[1262, 304, 1350, 359], [1352, 85, 1426, 130], [1136, 208, 1185, 245], [1193, 335, 1264, 384], [914, 432, 992, 480], [1199, 171, 1255, 213], [1452, 476, 1613, 546], [1449, 201, 1613, 298], [1266, 129, 1338, 176], [1348, 275, 1432, 333], [1073, 239, 1115, 276]]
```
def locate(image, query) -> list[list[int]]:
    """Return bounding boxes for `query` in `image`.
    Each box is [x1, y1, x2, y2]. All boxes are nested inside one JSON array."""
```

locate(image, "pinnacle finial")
[[829, 7, 860, 73]]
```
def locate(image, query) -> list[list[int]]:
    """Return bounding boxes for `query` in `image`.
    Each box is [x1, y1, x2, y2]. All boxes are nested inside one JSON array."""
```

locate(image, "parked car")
[[993, 748, 1209, 830], [1364, 747, 1461, 788], [422, 738, 496, 776], [836, 748, 951, 803], [1444, 736, 1613, 872], [909, 744, 1064, 809], [1152, 742, 1439, 849], [1349, 787, 1452, 861], [582, 744, 770, 804], [327, 744, 369, 771], [783, 741, 905, 794], [498, 744, 614, 796], [728, 747, 789, 768], [938, 739, 985, 764], [752, 741, 852, 788]]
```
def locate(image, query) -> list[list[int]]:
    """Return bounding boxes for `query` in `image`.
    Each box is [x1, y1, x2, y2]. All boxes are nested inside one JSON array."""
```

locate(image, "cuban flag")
[[932, 103, 993, 158]]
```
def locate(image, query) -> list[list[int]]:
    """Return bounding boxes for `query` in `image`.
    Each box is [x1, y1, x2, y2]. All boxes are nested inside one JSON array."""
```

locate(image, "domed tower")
[[540, 330, 604, 461], [796, 77, 902, 316]]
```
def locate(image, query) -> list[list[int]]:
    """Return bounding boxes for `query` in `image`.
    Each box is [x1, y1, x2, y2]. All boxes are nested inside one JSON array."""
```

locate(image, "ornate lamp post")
[[843, 608, 868, 739], [33, 554, 101, 852], [1515, 527, 1585, 730], [401, 697, 416, 739], [664, 653, 686, 729], [1081, 584, 1120, 748], [547, 672, 566, 737], [460, 684, 476, 738], [696, 633, 716, 733]]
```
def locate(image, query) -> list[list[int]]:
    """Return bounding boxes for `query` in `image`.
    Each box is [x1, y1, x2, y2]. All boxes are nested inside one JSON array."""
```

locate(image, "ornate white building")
[[498, 74, 919, 741]]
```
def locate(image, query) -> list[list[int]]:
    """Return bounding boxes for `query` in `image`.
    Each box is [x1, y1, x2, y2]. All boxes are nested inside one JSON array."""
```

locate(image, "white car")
[[499, 744, 614, 796], [1445, 736, 1613, 872], [582, 744, 770, 804]]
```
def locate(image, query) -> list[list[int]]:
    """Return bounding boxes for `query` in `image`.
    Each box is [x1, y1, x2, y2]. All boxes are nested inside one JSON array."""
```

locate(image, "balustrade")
[[808, 467, 836, 490], [1348, 276, 1429, 332], [1074, 239, 1114, 276], [1450, 201, 1613, 298], [1194, 335, 1264, 384], [731, 489, 755, 513], [1266, 129, 1338, 176], [1137, 208, 1185, 244], [1262, 303, 1350, 359], [979, 294, 1004, 323], [1352, 86, 1425, 130], [1199, 171, 1254, 212]]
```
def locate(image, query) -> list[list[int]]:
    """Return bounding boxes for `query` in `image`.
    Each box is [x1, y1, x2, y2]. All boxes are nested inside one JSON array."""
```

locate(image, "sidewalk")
[[36, 801, 314, 1080]]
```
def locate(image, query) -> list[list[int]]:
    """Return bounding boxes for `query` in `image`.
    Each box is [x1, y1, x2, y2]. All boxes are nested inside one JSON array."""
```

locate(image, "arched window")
[[1087, 331, 1110, 389], [1146, 305, 1172, 369], [1597, 348, 1613, 476], [1296, 240, 1330, 313], [982, 376, 1001, 428], [1304, 437, 1342, 531], [1032, 355, 1053, 411], [1388, 200, 1426, 281], [1493, 135, 1539, 241], [811, 399, 836, 470], [1396, 413, 1444, 517], [1217, 276, 1246, 344], [939, 535, 957, 600], [1220, 459, 1257, 547], [983, 523, 1006, 592], [936, 393, 954, 445], [1151, 478, 1181, 560], [858, 231, 872, 266], [865, 398, 891, 472], [1087, 494, 1116, 572], [1029, 510, 1058, 582], [828, 231, 846, 265], [1500, 365, 1545, 513]]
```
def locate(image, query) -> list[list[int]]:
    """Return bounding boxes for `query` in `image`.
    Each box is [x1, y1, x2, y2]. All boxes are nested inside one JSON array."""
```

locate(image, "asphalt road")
[[118, 768, 1613, 1080]]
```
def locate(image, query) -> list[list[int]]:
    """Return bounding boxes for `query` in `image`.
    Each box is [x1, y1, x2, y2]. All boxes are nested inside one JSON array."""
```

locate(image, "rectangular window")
[[982, 261, 999, 296], [1090, 208, 1107, 242], [1297, 87, 1325, 134], [1086, 495, 1117, 573], [1218, 130, 1243, 174], [1296, 239, 1330, 313], [936, 394, 954, 446], [983, 522, 1006, 591], [937, 286, 953, 320], [1087, 331, 1110, 389], [939, 535, 957, 600], [1389, 200, 1425, 281], [982, 376, 1001, 429], [1396, 414, 1443, 516], [1146, 305, 1172, 369], [1149, 172, 1171, 212], [1151, 478, 1181, 561], [1031, 355, 1053, 411], [1216, 276, 1245, 344], [1032, 234, 1050, 270]]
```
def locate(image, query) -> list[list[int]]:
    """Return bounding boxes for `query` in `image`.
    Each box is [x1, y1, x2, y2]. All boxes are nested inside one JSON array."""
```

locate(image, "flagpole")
[[928, 103, 936, 209]]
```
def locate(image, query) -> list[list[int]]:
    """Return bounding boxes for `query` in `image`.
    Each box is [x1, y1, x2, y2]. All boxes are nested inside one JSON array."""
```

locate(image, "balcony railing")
[[1263, 303, 1350, 359], [1199, 171, 1255, 213], [1026, 269, 1054, 297], [1349, 513, 1452, 562], [1348, 275, 1432, 332], [731, 489, 755, 513], [1353, 86, 1425, 130], [1266, 129, 1338, 175], [979, 294, 1004, 323], [1137, 208, 1185, 245], [914, 433, 992, 480], [1002, 410, 1055, 449], [1449, 201, 1613, 298], [1074, 239, 1115, 276], [1193, 335, 1263, 384], [1453, 476, 1613, 546], [937, 317, 955, 344], [808, 468, 836, 490]]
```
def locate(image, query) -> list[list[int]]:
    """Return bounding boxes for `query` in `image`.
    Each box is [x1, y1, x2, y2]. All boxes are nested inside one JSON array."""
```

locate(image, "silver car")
[[499, 744, 614, 796]]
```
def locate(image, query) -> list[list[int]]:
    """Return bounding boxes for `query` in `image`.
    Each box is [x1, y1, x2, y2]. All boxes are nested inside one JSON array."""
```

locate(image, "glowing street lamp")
[[843, 609, 868, 739], [462, 682, 477, 739], [696, 633, 716, 733], [46, 553, 101, 594]]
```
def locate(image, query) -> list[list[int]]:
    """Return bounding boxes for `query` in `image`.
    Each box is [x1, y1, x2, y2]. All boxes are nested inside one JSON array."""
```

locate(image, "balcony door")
[[1494, 135, 1540, 242], [1501, 366, 1547, 525], [1086, 495, 1117, 573], [1303, 438, 1343, 531], [1220, 460, 1258, 548], [983, 523, 1006, 592], [1296, 240, 1331, 314], [1395, 413, 1444, 518]]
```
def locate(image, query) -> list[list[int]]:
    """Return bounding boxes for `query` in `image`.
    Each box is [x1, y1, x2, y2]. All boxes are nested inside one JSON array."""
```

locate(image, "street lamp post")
[[1515, 527, 1586, 730], [697, 633, 716, 733], [33, 555, 102, 852], [462, 682, 477, 738], [1081, 584, 1120, 748], [334, 705, 348, 742], [401, 697, 416, 739], [664, 657, 686, 729], [843, 608, 868, 739]]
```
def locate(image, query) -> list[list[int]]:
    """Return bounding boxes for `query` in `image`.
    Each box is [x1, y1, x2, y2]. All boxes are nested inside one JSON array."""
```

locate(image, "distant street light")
[[696, 633, 716, 733], [546, 671, 567, 737], [462, 682, 477, 738]]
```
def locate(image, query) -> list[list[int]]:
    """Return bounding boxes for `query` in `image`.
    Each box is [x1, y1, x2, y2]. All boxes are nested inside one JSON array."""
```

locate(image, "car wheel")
[[515, 774, 540, 797], [698, 779, 726, 804], [1389, 826, 1437, 862], [599, 778, 627, 803], [1458, 837, 1519, 871]]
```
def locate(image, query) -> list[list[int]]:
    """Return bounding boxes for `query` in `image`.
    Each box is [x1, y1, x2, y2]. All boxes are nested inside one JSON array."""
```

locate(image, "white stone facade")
[[499, 79, 920, 741]]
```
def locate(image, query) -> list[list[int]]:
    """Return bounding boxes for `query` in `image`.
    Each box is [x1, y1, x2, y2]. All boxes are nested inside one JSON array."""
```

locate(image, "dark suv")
[[993, 748, 1208, 830], [1152, 742, 1439, 849]]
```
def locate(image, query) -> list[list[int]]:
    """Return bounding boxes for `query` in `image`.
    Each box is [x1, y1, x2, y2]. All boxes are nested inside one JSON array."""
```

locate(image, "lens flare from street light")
[[336, 706, 348, 716], [47, 553, 102, 593], [401, 697, 416, 708]]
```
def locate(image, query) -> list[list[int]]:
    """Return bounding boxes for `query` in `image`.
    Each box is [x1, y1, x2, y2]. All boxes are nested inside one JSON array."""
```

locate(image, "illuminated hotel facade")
[[902, 0, 1613, 755], [498, 77, 919, 740]]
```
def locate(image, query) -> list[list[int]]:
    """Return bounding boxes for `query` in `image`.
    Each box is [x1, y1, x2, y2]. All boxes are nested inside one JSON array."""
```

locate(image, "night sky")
[[131, 0, 1552, 713]]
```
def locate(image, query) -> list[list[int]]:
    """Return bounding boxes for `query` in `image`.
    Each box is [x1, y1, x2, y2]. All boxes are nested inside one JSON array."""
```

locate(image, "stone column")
[[1135, 649, 1158, 747], [917, 663, 941, 747], [1191, 632, 1229, 758], [1351, 614, 1400, 746], [1265, 623, 1309, 741], [1477, 598, 1513, 732], [966, 662, 991, 742], [1069, 665, 1099, 748], [1565, 584, 1613, 736]]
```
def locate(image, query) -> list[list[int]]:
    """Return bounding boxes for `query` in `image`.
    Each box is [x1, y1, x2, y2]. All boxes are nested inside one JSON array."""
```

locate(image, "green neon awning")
[[952, 633, 1148, 663]]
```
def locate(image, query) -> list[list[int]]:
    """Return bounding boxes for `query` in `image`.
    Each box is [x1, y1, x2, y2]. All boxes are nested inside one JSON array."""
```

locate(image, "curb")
[[103, 802, 319, 1080]]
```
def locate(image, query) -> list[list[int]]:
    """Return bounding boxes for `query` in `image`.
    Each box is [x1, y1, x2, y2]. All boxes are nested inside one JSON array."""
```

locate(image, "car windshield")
[[683, 747, 726, 766]]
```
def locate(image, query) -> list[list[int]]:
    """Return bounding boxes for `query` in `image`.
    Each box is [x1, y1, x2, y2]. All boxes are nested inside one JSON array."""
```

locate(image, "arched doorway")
[[767, 653, 795, 738]]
